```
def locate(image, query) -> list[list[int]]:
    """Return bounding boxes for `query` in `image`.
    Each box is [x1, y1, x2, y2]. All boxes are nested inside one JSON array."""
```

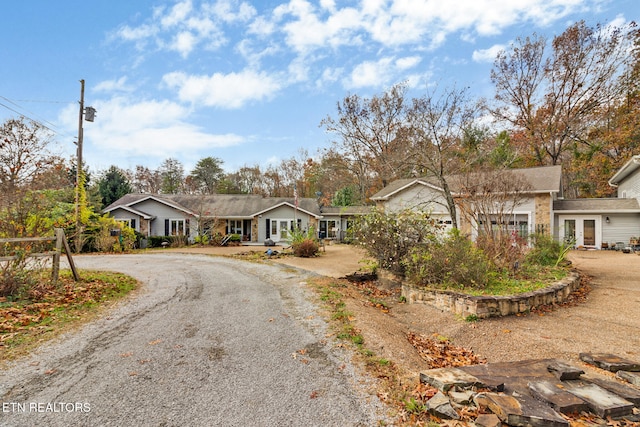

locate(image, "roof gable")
[[371, 166, 562, 202], [104, 193, 323, 218]]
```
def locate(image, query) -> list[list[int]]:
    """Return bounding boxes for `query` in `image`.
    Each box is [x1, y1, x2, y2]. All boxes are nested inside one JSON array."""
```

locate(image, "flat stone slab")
[[564, 380, 635, 418], [481, 392, 569, 427], [547, 360, 584, 380], [426, 391, 459, 420], [475, 413, 502, 427], [579, 353, 640, 372], [588, 377, 640, 406], [459, 358, 561, 395], [528, 380, 589, 414], [419, 367, 483, 392], [617, 370, 640, 387]]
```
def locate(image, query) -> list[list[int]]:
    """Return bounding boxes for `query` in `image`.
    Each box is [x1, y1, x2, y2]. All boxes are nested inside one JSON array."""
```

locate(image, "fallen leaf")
[[148, 339, 162, 345]]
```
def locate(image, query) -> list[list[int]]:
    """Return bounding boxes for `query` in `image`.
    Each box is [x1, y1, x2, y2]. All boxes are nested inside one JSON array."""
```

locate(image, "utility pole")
[[75, 79, 96, 252]]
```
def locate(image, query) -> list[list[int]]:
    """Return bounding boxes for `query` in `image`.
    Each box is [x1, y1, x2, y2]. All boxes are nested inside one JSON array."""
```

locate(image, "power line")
[[0, 95, 76, 139]]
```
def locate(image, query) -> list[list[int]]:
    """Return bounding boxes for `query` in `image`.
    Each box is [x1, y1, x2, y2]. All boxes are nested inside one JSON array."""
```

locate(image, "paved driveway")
[[0, 253, 384, 426]]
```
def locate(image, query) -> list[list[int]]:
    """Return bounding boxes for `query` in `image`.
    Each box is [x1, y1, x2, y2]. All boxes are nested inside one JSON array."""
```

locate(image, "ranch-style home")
[[105, 158, 640, 250], [103, 193, 371, 244], [371, 163, 640, 250], [371, 165, 563, 240]]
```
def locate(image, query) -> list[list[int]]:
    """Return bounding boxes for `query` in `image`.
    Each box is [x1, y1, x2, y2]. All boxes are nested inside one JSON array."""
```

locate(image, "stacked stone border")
[[401, 271, 581, 318]]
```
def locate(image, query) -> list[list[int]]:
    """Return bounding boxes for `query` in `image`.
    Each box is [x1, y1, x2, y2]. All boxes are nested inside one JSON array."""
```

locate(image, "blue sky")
[[0, 0, 635, 175]]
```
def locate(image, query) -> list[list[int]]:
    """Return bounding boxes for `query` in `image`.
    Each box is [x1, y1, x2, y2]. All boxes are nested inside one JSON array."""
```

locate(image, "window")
[[117, 218, 136, 230], [319, 220, 338, 238], [227, 219, 242, 235], [170, 219, 186, 236]]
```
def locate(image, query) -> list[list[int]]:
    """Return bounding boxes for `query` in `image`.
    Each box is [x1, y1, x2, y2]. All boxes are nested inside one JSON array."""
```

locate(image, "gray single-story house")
[[103, 193, 369, 244]]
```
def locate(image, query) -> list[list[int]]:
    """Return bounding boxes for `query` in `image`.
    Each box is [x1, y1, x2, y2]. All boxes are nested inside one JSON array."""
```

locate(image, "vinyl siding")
[[602, 214, 640, 245]]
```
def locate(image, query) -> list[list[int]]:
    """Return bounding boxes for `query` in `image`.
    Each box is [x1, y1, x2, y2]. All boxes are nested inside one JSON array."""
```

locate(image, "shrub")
[[350, 209, 441, 277], [88, 216, 136, 252], [404, 229, 493, 290], [293, 238, 320, 257], [475, 231, 527, 270], [0, 241, 50, 298], [194, 234, 209, 245], [525, 232, 572, 267], [148, 235, 187, 248], [290, 226, 319, 257]]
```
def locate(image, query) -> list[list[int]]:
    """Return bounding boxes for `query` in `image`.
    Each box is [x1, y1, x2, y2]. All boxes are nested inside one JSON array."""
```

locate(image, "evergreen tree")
[[98, 166, 132, 207]]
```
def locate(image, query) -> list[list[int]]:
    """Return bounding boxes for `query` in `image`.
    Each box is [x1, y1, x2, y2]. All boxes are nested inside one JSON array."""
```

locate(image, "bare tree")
[[453, 168, 532, 268], [320, 82, 413, 201], [128, 165, 163, 193], [406, 85, 480, 229], [0, 117, 54, 195], [491, 21, 633, 166]]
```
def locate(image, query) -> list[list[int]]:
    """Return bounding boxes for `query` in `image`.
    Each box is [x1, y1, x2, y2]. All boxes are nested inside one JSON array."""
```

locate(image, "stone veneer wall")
[[402, 271, 581, 318], [534, 193, 551, 232]]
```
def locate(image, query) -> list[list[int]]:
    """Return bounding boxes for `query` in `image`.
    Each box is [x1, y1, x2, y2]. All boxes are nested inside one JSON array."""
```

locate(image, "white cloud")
[[171, 31, 198, 57], [345, 55, 421, 89], [93, 77, 135, 93], [161, 0, 193, 28], [346, 57, 395, 88], [208, 0, 257, 23], [395, 56, 421, 70], [162, 69, 282, 109], [58, 96, 244, 168], [472, 44, 505, 63]]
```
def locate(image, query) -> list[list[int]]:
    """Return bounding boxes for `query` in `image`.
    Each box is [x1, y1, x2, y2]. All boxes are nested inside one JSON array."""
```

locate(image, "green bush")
[[350, 209, 441, 277], [404, 229, 493, 290], [525, 232, 572, 267]]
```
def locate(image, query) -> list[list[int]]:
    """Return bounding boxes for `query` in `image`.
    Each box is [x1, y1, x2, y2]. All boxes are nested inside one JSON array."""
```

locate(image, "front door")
[[270, 219, 292, 242], [560, 216, 600, 248]]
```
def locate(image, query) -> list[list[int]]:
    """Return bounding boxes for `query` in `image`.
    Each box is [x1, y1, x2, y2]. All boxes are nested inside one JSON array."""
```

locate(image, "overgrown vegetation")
[[0, 269, 138, 362], [405, 229, 493, 289], [352, 210, 571, 293], [350, 209, 441, 277]]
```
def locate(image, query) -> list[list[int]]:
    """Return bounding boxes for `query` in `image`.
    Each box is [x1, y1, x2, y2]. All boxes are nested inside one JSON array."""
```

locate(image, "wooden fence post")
[[52, 228, 63, 283], [61, 229, 80, 281]]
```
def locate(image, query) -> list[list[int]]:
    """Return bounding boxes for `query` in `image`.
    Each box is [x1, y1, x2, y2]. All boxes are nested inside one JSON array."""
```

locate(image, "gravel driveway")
[[0, 253, 386, 427]]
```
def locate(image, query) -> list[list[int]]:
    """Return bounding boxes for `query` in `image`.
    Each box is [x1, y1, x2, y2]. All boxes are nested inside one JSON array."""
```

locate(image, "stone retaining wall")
[[402, 271, 581, 318]]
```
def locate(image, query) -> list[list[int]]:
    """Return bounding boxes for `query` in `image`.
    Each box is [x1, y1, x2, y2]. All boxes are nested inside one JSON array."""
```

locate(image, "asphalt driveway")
[[0, 253, 385, 427]]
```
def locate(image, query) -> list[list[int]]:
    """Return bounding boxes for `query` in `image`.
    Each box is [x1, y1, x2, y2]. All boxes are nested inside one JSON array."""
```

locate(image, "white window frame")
[[170, 219, 186, 236]]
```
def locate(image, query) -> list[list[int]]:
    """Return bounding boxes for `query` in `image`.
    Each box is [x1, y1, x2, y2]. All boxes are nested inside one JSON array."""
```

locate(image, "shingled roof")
[[371, 165, 563, 201], [553, 198, 640, 213], [104, 193, 323, 218]]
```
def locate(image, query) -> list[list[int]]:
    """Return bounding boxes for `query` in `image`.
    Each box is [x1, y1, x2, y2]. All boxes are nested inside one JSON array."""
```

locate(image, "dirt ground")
[[167, 244, 640, 382]]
